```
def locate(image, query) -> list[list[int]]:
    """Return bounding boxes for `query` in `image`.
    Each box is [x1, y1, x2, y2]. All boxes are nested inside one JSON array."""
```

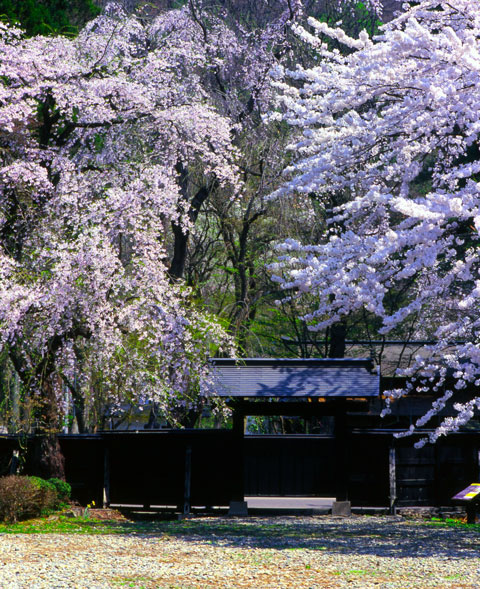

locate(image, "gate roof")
[[211, 358, 379, 398]]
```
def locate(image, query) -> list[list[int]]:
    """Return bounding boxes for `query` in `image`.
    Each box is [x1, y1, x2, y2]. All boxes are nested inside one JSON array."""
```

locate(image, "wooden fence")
[[0, 430, 478, 510]]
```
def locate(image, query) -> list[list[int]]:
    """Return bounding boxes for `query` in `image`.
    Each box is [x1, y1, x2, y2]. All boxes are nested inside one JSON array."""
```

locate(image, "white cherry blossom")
[[271, 0, 480, 443]]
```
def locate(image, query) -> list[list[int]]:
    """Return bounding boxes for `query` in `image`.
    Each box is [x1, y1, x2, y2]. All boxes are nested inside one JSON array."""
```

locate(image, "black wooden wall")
[[0, 430, 478, 509]]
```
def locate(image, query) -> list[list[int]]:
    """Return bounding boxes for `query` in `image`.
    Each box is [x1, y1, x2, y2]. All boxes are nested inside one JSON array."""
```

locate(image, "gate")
[[244, 435, 336, 496]]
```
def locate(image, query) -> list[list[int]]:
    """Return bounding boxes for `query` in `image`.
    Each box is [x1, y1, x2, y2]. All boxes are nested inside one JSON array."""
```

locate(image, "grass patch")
[[332, 569, 378, 577], [112, 577, 150, 588], [0, 517, 123, 534], [0, 516, 282, 536], [0, 515, 348, 545], [426, 517, 480, 530]]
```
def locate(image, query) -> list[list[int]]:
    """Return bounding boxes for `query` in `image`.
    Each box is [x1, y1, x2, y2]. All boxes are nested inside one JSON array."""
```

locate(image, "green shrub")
[[0, 475, 72, 522], [48, 478, 71, 505], [0, 475, 42, 523], [27, 476, 58, 513]]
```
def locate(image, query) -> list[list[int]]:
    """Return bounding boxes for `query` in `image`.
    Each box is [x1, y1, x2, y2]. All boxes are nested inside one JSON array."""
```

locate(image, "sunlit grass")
[[426, 517, 480, 530]]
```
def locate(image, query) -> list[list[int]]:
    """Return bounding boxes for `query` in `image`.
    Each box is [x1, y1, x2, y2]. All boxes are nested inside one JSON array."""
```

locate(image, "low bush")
[[0, 475, 72, 523], [28, 476, 58, 512], [48, 478, 71, 506], [0, 475, 41, 523]]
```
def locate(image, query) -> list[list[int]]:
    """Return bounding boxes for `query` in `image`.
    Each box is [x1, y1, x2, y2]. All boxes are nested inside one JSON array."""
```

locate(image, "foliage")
[[27, 476, 58, 511], [0, 0, 395, 448], [312, 0, 383, 39], [0, 474, 72, 522], [46, 477, 71, 505], [166, 0, 386, 358], [0, 512, 478, 536], [0, 474, 63, 522], [0, 0, 100, 36], [0, 475, 39, 522], [428, 517, 479, 528], [270, 0, 480, 442]]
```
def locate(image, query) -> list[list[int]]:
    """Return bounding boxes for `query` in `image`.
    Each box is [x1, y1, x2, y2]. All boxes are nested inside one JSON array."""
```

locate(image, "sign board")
[[452, 483, 480, 502]]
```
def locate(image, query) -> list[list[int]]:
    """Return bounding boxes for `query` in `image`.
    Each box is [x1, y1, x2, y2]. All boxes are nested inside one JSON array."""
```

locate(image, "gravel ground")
[[0, 515, 479, 588]]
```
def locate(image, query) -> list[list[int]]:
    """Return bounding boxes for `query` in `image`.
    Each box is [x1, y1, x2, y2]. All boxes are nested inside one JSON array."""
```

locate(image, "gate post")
[[389, 445, 397, 515], [332, 399, 351, 516], [103, 445, 110, 508], [183, 445, 192, 515], [229, 407, 248, 516]]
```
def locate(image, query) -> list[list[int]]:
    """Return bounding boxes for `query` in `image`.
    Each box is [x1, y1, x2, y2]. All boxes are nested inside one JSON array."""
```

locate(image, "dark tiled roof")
[[210, 358, 379, 398]]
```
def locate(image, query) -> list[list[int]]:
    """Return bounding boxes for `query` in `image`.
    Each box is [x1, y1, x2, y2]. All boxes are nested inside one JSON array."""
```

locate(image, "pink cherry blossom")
[[0, 6, 237, 439]]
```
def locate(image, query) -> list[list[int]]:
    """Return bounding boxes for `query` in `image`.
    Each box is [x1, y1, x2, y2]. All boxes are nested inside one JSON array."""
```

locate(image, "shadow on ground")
[[74, 516, 480, 559]]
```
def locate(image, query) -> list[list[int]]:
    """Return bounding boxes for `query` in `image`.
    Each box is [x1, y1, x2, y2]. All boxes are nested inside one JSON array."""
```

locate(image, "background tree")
[[0, 0, 393, 453], [151, 0, 387, 356], [0, 0, 100, 36]]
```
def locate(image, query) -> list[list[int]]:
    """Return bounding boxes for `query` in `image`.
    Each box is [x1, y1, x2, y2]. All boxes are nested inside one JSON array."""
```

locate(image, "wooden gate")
[[244, 435, 336, 497]]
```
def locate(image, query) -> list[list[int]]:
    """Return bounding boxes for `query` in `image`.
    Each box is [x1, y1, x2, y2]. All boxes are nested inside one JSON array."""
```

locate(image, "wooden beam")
[[227, 400, 369, 417], [477, 447, 480, 481], [334, 399, 349, 502], [231, 410, 246, 503]]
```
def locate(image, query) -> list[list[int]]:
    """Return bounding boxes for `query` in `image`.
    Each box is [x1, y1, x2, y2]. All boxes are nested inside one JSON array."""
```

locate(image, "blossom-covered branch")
[[270, 0, 480, 444]]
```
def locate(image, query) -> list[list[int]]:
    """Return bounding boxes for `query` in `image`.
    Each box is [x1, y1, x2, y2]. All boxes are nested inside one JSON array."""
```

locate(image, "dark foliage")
[[0, 475, 42, 522], [0, 0, 100, 36], [48, 477, 72, 505]]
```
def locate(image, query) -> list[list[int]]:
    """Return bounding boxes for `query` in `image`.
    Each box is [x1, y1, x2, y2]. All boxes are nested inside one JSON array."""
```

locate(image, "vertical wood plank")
[[103, 446, 110, 508], [231, 409, 246, 502], [183, 445, 192, 515], [334, 400, 349, 501], [389, 446, 396, 515]]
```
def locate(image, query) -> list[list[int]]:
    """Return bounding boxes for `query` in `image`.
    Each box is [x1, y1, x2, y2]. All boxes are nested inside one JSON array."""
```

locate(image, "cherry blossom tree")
[[158, 0, 386, 354], [0, 0, 389, 474], [270, 0, 480, 443], [0, 7, 236, 476]]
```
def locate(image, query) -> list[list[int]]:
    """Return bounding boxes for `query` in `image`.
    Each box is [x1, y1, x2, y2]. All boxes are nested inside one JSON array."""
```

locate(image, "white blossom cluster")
[[270, 0, 480, 441]]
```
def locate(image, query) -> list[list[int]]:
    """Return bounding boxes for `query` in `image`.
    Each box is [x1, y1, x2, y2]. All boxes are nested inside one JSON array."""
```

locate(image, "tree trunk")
[[328, 321, 347, 358], [9, 346, 65, 479], [169, 162, 211, 280], [36, 434, 65, 480], [0, 357, 21, 433], [9, 327, 90, 478], [169, 221, 189, 280], [35, 376, 65, 480], [144, 402, 161, 429]]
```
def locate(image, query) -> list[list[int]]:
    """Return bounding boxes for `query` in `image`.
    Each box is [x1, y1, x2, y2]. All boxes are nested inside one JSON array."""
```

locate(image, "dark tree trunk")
[[179, 409, 200, 429], [169, 222, 189, 280], [166, 407, 200, 429], [328, 322, 347, 358], [219, 200, 265, 353], [36, 435, 65, 480], [35, 376, 65, 480], [169, 162, 213, 280], [9, 335, 77, 480], [66, 375, 87, 434], [144, 402, 161, 429], [72, 397, 86, 434]]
